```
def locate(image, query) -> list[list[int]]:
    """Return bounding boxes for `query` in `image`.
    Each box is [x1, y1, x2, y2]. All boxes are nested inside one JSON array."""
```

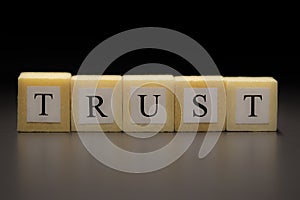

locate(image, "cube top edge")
[[174, 75, 224, 82], [18, 72, 71, 79], [71, 75, 122, 81], [224, 76, 277, 83], [123, 75, 174, 81]]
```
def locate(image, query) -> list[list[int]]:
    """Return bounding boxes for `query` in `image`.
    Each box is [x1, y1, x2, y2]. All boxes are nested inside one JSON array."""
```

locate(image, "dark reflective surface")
[[1, 84, 300, 200]]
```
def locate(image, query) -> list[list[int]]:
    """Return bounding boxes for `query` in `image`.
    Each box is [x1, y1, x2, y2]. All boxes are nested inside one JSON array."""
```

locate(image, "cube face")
[[175, 76, 226, 132], [71, 75, 122, 132], [123, 75, 174, 132], [225, 77, 277, 131], [17, 72, 71, 132]]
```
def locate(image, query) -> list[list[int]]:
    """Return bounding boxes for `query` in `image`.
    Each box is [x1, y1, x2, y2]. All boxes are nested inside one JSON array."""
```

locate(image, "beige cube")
[[71, 75, 122, 132], [225, 77, 277, 131], [17, 72, 71, 132], [175, 76, 226, 132], [123, 75, 174, 132]]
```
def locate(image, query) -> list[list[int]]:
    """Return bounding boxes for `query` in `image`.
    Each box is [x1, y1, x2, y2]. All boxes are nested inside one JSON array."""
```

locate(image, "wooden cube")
[[17, 72, 71, 132], [123, 75, 174, 132], [225, 77, 278, 131], [71, 75, 122, 132], [175, 76, 226, 132]]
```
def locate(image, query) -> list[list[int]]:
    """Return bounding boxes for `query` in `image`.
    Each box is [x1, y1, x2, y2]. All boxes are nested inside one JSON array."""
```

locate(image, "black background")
[[1, 19, 299, 88]]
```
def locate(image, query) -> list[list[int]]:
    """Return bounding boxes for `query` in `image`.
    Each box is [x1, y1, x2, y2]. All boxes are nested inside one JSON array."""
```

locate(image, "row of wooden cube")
[[17, 72, 277, 132]]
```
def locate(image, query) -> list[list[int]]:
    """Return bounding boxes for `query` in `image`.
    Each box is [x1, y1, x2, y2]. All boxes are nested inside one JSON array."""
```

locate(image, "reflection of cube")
[[175, 76, 226, 132], [225, 77, 277, 131], [17, 72, 71, 132], [123, 75, 174, 132], [71, 75, 122, 132]]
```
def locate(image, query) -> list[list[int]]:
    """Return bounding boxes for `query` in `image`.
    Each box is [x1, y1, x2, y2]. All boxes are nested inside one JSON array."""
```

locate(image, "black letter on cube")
[[86, 96, 108, 118]]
